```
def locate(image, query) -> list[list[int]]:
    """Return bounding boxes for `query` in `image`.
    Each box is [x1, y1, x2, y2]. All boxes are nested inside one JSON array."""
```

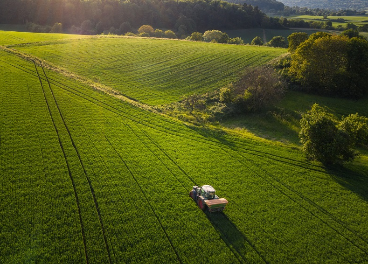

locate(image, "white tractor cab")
[[190, 185, 228, 212]]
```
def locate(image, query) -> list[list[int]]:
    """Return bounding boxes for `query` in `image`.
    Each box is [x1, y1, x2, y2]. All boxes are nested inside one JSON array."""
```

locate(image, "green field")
[[288, 15, 368, 28], [9, 36, 285, 105], [1, 31, 368, 263]]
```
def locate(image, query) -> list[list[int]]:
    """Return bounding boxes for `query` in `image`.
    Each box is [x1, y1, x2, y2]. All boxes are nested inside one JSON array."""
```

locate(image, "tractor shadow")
[[204, 211, 266, 263]]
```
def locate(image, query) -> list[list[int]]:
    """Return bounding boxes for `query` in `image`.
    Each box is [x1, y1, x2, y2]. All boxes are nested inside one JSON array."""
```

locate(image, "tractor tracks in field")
[[33, 61, 89, 264], [223, 145, 368, 258], [5, 49, 367, 261], [104, 136, 183, 264], [33, 62, 112, 264], [22, 66, 337, 262]]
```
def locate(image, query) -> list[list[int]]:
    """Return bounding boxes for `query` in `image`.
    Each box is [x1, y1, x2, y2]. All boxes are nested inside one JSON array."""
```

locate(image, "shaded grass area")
[[220, 90, 368, 146]]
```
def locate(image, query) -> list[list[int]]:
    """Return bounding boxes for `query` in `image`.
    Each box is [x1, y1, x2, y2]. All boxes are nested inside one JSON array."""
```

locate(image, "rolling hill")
[[1, 31, 368, 263]]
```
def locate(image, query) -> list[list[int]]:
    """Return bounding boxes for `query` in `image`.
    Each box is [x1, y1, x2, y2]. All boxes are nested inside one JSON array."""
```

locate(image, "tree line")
[[0, 0, 268, 34]]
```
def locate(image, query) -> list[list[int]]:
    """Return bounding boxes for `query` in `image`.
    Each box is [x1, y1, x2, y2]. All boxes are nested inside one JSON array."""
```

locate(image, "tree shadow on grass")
[[220, 108, 301, 146], [186, 124, 235, 148], [327, 162, 368, 203], [204, 211, 268, 263]]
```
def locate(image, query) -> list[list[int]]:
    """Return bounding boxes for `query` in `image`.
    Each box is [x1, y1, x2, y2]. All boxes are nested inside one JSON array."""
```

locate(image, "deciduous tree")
[[287, 32, 308, 52], [299, 104, 356, 165]]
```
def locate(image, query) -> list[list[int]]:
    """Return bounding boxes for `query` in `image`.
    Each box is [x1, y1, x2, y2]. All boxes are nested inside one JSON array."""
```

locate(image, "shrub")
[[251, 36, 263, 46], [203, 30, 228, 43], [228, 37, 244, 45], [339, 113, 368, 146], [267, 36, 287, 48], [138, 25, 154, 35], [299, 104, 356, 165], [154, 29, 164, 38], [287, 32, 308, 52], [189, 32, 203, 41], [219, 85, 234, 104], [164, 30, 176, 39], [139, 32, 150, 37], [234, 66, 286, 112]]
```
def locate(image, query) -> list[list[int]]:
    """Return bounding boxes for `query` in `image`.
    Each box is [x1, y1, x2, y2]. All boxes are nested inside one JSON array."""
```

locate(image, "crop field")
[[0, 30, 88, 46], [11, 36, 286, 105], [1, 32, 368, 263]]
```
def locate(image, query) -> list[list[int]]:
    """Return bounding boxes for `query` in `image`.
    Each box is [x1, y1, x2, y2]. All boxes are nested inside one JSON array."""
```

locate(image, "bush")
[[219, 85, 233, 104], [228, 37, 244, 45], [339, 113, 368, 146], [287, 32, 308, 52], [267, 36, 287, 48], [139, 32, 150, 37], [138, 25, 154, 35], [154, 29, 164, 38], [164, 30, 176, 39], [234, 66, 286, 112], [251, 36, 263, 46], [299, 104, 356, 165], [203, 30, 228, 43], [188, 32, 203, 41], [125, 32, 136, 36]]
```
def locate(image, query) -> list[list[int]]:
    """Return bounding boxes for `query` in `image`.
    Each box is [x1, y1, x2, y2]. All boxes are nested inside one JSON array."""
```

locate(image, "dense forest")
[[0, 0, 272, 34]]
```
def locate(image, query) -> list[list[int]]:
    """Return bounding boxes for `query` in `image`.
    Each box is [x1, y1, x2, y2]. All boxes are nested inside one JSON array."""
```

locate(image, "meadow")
[[1, 31, 368, 263]]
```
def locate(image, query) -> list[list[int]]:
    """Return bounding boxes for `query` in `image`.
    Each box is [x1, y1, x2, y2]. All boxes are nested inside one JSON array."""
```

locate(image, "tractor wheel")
[[189, 191, 194, 199], [198, 198, 206, 211]]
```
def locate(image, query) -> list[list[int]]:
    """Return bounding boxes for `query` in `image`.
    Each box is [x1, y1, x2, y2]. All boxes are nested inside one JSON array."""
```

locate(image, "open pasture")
[[13, 36, 286, 105], [1, 32, 368, 263]]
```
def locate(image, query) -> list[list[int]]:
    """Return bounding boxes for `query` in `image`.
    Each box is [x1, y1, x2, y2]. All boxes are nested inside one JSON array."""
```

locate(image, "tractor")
[[189, 185, 228, 212]]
